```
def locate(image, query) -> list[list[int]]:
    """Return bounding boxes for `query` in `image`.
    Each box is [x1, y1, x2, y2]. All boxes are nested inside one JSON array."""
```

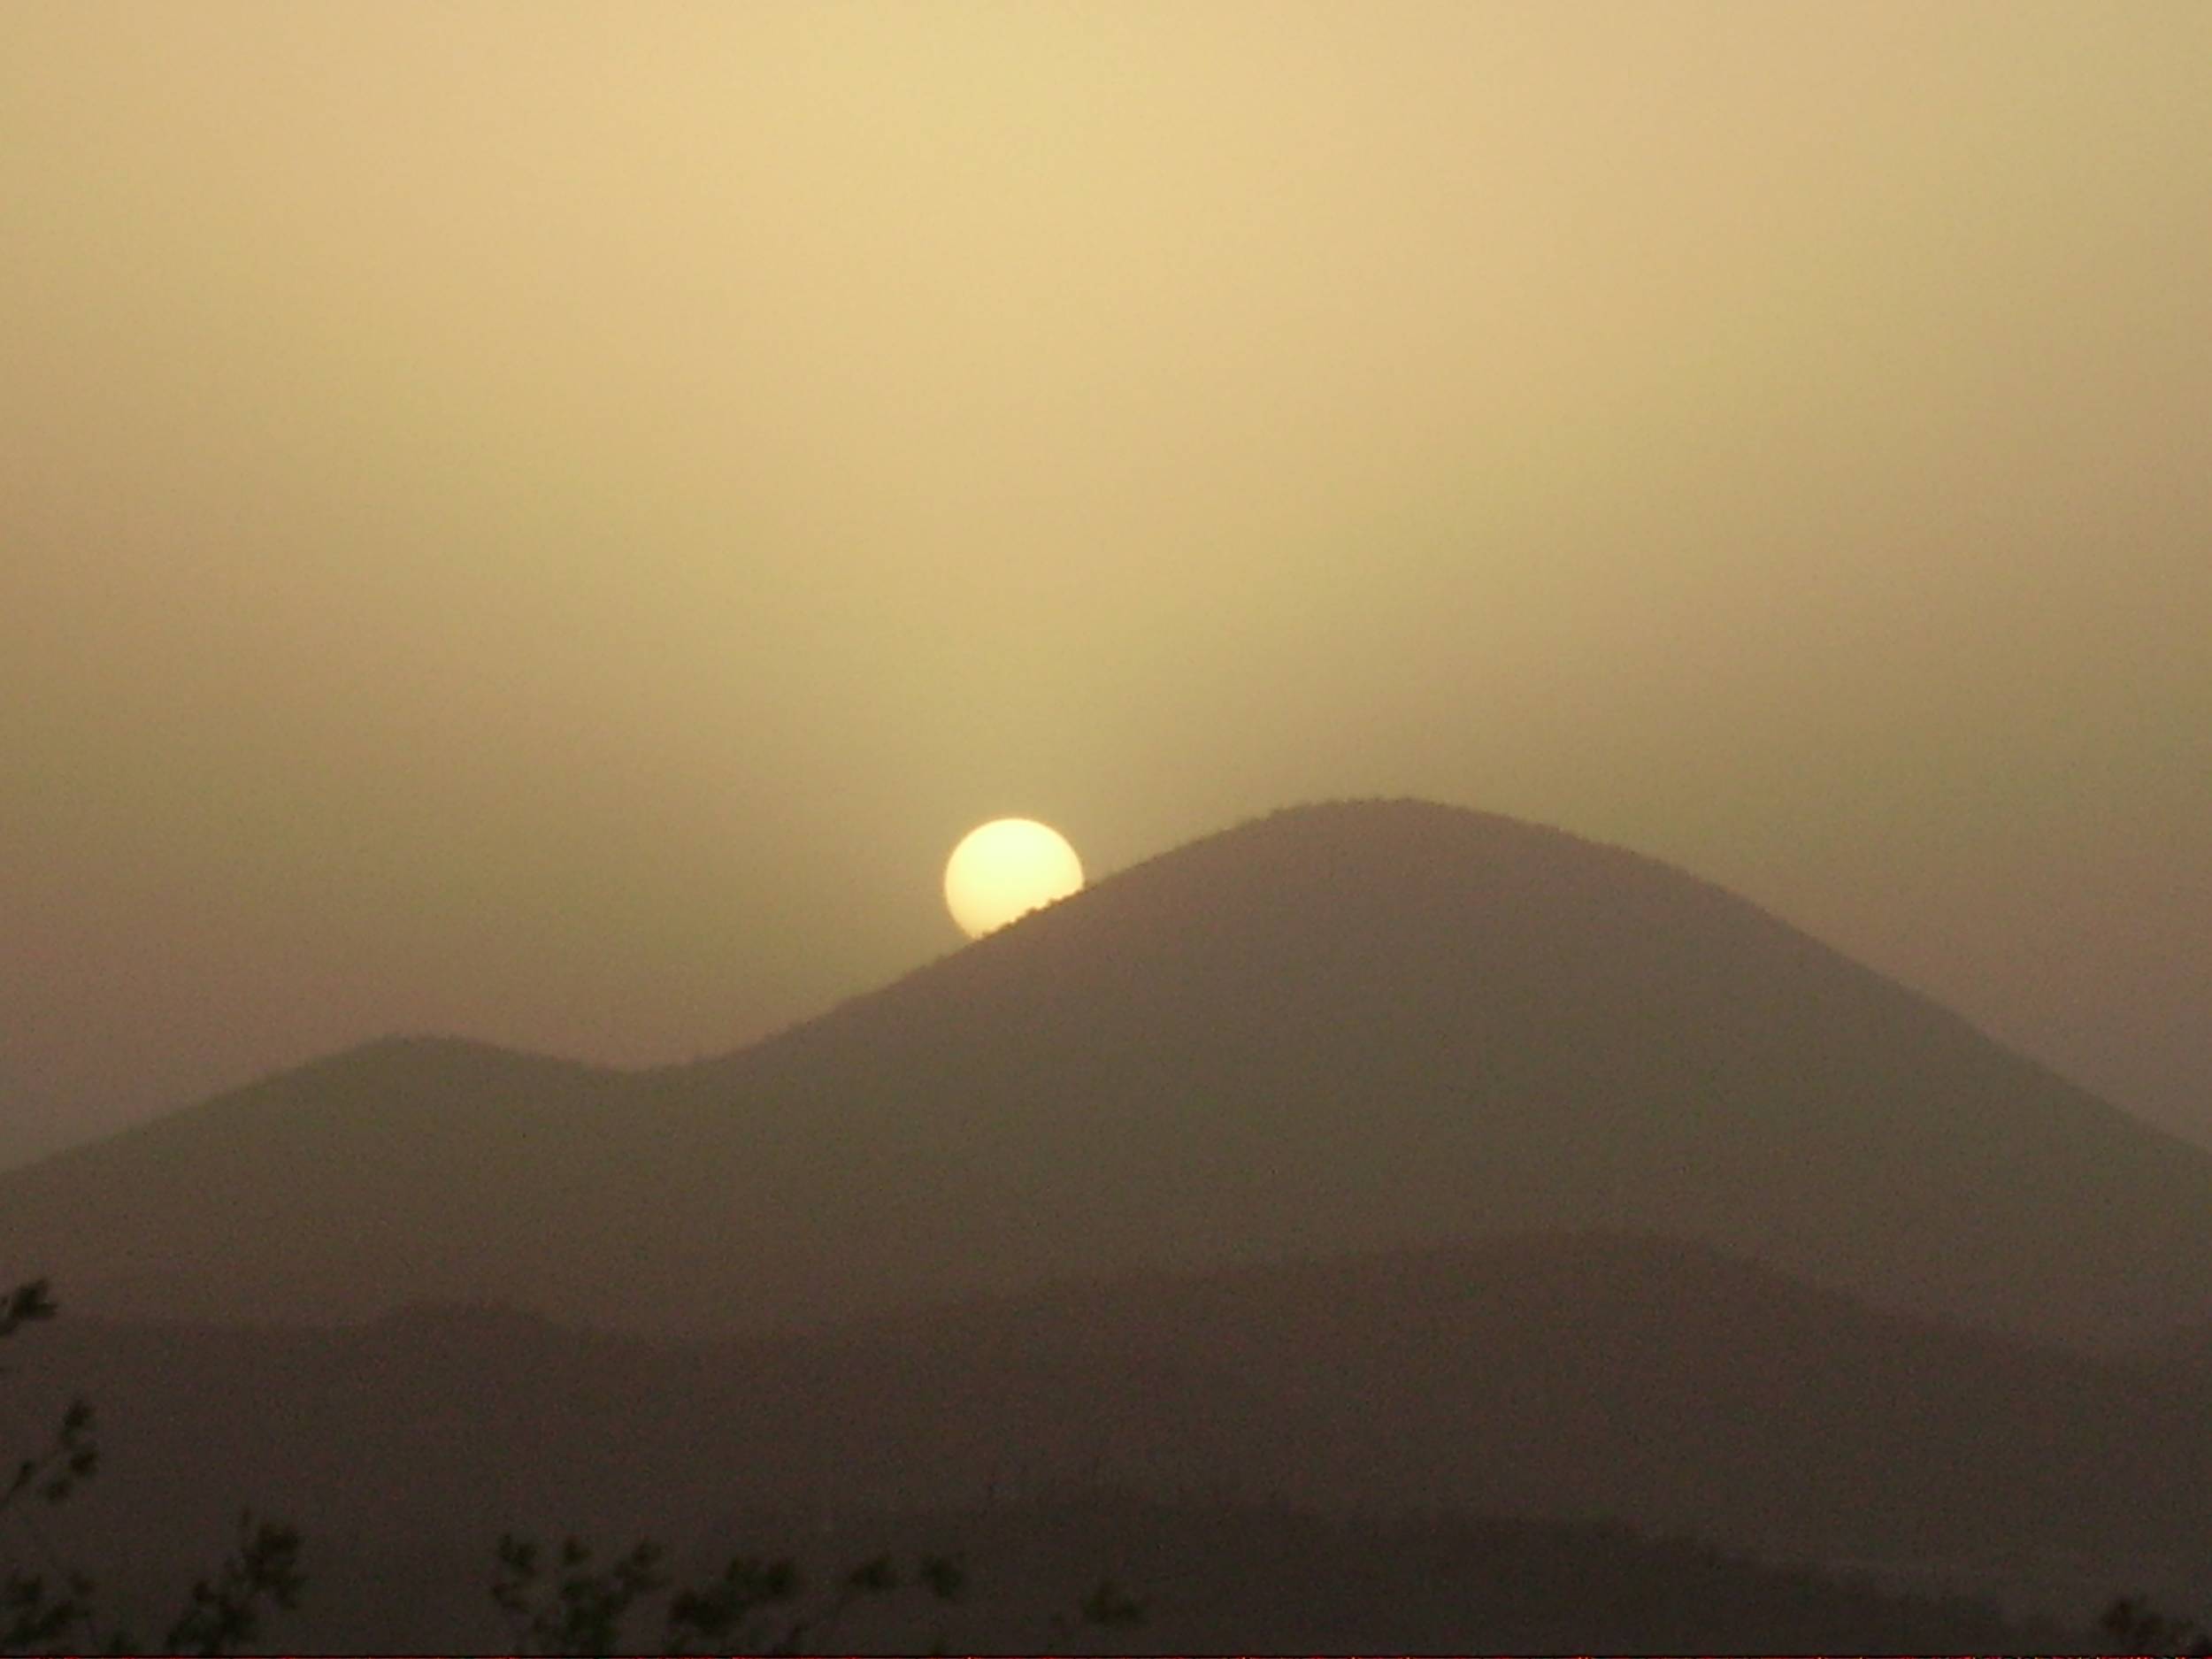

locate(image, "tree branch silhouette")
[[3, 1279, 304, 1657]]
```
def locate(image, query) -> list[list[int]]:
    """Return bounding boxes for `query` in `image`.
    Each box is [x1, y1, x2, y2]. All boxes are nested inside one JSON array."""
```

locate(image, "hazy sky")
[[4, 2, 2207, 1166]]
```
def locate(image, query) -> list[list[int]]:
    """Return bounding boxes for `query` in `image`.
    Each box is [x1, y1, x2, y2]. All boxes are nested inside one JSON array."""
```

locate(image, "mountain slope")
[[4, 799, 2208, 1346]]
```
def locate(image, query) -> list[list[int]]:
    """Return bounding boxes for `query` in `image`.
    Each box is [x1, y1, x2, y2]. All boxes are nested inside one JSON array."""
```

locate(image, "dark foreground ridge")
[[12, 1233, 2167, 1649]]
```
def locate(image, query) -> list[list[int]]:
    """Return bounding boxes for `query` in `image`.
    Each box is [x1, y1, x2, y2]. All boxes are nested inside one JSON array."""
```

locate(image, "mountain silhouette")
[[10, 1234, 2164, 1647], [4, 799, 2208, 1348]]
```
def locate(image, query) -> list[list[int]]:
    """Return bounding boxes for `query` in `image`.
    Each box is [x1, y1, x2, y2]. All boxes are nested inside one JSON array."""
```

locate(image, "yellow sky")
[[3, 1, 2207, 1161]]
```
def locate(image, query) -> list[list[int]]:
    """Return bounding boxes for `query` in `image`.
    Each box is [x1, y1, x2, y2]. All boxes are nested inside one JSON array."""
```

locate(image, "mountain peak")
[[4, 800, 2208, 1350]]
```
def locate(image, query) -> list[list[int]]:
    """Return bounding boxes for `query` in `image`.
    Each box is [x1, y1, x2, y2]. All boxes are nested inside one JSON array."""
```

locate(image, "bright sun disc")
[[943, 818, 1085, 938]]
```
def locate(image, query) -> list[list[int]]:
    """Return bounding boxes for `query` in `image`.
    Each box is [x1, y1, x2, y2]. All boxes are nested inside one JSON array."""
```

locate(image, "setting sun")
[[942, 818, 1085, 938]]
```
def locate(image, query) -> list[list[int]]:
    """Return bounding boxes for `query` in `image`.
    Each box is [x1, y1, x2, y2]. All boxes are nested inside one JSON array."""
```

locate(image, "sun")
[[943, 818, 1085, 938]]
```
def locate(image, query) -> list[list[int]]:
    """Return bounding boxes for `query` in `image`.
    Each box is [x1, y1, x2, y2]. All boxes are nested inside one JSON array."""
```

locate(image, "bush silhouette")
[[484, 1527, 1146, 1655], [2101, 1594, 2212, 1655], [488, 1530, 984, 1655]]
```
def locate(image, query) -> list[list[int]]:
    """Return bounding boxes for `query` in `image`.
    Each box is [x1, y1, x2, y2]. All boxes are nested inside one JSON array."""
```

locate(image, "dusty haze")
[[4, 2, 2207, 1164]]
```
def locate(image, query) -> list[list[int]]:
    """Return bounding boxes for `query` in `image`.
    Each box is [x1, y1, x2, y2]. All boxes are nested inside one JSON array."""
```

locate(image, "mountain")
[[4, 798, 2209, 1348], [9, 1234, 2168, 1647]]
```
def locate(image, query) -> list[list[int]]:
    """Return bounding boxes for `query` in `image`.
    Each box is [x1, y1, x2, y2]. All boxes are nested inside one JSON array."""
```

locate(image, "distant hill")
[[8, 1233, 2178, 1647], [4, 799, 2209, 1348]]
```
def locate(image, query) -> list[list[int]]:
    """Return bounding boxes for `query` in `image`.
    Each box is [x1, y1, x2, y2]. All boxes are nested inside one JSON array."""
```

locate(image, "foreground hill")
[[9, 1235, 2166, 1647], [4, 799, 2209, 1347]]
